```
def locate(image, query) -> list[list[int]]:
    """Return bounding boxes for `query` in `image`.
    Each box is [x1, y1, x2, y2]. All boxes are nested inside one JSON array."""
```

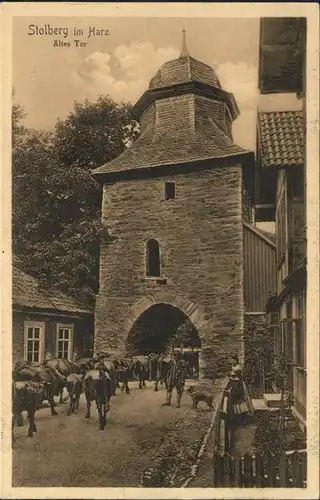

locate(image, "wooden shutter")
[[259, 18, 306, 94]]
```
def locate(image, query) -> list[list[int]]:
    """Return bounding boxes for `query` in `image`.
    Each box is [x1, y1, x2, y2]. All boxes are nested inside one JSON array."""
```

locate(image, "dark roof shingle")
[[258, 111, 305, 168], [149, 55, 221, 90], [93, 94, 251, 177], [12, 265, 93, 315]]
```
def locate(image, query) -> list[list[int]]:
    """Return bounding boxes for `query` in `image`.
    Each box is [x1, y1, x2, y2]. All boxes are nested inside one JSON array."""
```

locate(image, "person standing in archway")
[[162, 351, 187, 408]]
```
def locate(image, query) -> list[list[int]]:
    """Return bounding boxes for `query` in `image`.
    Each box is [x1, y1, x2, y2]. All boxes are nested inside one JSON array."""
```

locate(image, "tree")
[[54, 95, 139, 171], [12, 127, 56, 252], [172, 319, 200, 348], [12, 94, 139, 300]]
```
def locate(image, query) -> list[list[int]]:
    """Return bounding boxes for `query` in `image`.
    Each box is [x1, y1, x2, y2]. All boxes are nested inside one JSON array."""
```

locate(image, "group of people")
[[158, 351, 254, 426]]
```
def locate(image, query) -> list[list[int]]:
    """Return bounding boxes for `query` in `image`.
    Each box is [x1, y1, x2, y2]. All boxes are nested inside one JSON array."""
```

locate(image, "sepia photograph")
[[1, 3, 319, 498]]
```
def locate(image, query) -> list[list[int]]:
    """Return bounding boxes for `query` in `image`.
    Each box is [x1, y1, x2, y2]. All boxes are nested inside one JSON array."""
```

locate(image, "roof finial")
[[180, 28, 189, 58]]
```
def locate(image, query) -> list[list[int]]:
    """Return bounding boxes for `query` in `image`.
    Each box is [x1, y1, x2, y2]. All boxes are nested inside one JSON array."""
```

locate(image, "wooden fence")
[[214, 386, 233, 453], [213, 451, 307, 487]]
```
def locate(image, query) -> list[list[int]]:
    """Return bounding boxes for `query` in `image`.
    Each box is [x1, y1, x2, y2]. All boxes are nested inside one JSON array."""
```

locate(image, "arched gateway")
[[92, 33, 255, 378]]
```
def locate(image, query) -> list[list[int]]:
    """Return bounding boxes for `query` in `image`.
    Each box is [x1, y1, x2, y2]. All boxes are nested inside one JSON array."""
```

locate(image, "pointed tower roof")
[[180, 28, 189, 57], [92, 32, 254, 180], [149, 30, 222, 90]]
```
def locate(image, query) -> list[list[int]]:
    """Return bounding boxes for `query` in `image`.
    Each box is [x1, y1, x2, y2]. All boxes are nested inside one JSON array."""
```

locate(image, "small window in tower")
[[146, 239, 160, 277], [165, 181, 175, 200]]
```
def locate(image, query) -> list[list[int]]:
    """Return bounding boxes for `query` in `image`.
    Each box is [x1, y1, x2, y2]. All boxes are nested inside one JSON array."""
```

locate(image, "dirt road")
[[12, 380, 202, 487]]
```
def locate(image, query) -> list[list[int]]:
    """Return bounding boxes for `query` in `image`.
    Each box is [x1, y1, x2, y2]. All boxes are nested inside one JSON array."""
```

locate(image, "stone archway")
[[122, 293, 208, 378], [122, 292, 209, 343], [125, 303, 201, 355]]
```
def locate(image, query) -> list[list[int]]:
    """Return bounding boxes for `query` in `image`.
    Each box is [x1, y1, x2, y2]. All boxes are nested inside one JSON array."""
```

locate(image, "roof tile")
[[12, 265, 93, 315], [93, 94, 251, 176], [258, 111, 305, 168]]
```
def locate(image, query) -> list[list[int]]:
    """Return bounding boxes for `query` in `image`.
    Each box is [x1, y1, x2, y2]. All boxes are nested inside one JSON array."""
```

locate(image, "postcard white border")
[[1, 2, 319, 499]]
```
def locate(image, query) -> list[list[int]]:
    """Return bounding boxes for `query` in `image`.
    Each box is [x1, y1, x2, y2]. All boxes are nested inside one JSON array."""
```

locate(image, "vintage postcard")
[[1, 2, 319, 499]]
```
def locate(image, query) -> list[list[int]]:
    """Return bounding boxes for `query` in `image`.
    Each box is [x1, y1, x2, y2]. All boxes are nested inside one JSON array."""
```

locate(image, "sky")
[[13, 17, 263, 148], [13, 16, 303, 233], [13, 16, 302, 151]]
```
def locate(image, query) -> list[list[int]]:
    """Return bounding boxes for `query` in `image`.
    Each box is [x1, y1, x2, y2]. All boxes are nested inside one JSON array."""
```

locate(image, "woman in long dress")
[[229, 355, 254, 425]]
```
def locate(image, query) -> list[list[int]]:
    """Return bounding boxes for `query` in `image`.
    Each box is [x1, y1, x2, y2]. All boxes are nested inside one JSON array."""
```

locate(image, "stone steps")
[[252, 398, 286, 413], [263, 392, 282, 408]]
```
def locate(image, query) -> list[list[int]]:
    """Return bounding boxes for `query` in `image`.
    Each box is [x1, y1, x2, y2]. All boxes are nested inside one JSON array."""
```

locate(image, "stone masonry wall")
[[95, 164, 245, 378], [242, 180, 253, 224]]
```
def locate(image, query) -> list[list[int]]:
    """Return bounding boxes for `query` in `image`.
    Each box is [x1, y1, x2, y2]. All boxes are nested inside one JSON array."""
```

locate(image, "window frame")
[[56, 323, 74, 361], [294, 294, 306, 369], [24, 321, 45, 363], [164, 181, 176, 201], [145, 239, 161, 278]]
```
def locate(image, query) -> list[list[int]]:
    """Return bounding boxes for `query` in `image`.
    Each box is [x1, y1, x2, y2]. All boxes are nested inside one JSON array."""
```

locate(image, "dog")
[[186, 385, 214, 410]]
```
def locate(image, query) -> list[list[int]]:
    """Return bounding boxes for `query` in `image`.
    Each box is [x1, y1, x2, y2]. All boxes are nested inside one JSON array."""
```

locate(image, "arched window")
[[146, 239, 160, 277]]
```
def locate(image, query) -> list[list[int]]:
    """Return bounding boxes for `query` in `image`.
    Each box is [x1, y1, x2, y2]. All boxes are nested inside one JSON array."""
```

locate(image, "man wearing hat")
[[162, 350, 187, 408]]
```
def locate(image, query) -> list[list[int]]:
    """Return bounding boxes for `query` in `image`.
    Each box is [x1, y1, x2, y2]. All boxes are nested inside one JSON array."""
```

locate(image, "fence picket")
[[219, 418, 226, 454], [301, 452, 307, 487], [213, 451, 306, 488], [213, 452, 220, 487], [267, 454, 277, 487], [223, 453, 231, 486], [244, 452, 253, 487], [254, 454, 264, 487], [279, 454, 288, 487], [292, 451, 303, 487], [233, 453, 240, 487]]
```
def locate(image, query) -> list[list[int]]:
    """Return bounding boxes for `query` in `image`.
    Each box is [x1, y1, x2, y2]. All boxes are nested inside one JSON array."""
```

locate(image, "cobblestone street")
[[12, 380, 212, 487]]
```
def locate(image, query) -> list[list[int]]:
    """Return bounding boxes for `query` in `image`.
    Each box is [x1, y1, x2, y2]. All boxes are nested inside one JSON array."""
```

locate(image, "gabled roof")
[[258, 111, 304, 168], [12, 263, 93, 315]]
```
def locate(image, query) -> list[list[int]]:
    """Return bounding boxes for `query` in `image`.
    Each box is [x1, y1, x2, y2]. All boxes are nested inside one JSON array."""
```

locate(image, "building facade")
[[257, 18, 307, 428], [92, 35, 276, 378], [13, 261, 94, 363]]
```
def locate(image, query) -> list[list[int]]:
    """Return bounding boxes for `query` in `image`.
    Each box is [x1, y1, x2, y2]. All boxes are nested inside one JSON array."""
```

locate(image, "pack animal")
[[66, 373, 83, 416], [99, 358, 118, 396], [45, 358, 82, 403], [12, 380, 45, 439], [83, 369, 112, 430], [13, 361, 66, 417], [93, 354, 123, 396]]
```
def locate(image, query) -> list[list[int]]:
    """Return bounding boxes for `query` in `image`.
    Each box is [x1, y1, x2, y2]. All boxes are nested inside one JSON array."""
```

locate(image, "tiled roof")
[[12, 264, 93, 315], [258, 111, 304, 168]]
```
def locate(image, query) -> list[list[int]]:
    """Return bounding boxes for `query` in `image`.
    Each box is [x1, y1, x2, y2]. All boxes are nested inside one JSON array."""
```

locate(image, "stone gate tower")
[[92, 34, 254, 377]]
